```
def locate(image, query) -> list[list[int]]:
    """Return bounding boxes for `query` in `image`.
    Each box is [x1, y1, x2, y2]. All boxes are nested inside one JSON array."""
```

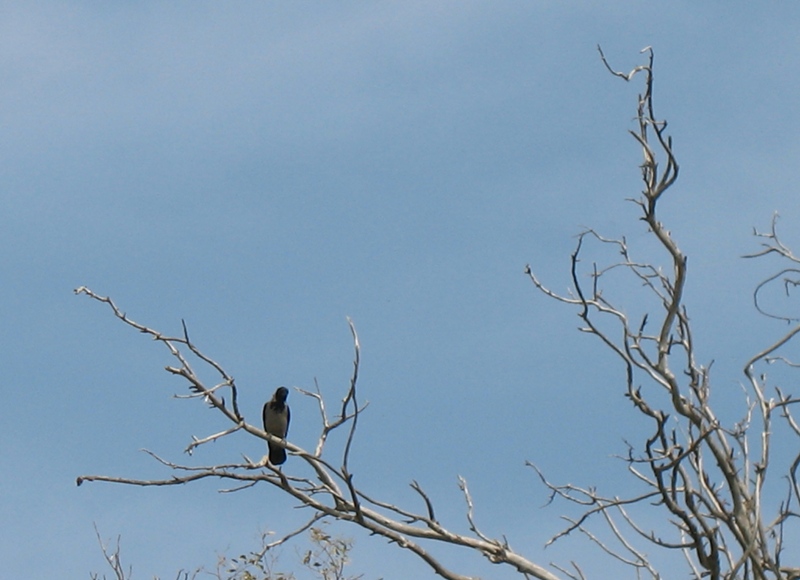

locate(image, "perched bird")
[[262, 386, 290, 465]]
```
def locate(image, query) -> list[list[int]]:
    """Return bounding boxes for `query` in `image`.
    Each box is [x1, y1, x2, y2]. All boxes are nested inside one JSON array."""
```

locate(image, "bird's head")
[[274, 386, 289, 402]]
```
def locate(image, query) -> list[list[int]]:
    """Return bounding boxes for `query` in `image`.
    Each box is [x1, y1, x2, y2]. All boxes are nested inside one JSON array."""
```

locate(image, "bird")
[[262, 386, 290, 465]]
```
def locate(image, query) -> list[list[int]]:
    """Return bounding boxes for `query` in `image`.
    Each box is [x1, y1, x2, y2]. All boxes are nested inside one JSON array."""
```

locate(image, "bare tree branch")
[[91, 524, 199, 580], [526, 46, 800, 579], [75, 288, 562, 580], [92, 524, 130, 580]]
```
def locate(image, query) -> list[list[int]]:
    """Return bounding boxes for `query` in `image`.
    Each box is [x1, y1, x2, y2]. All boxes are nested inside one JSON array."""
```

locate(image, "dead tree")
[[78, 48, 800, 580], [74, 292, 560, 580], [526, 47, 800, 579]]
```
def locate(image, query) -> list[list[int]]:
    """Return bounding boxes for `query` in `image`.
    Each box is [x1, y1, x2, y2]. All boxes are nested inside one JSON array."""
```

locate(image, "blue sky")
[[3, 2, 800, 578]]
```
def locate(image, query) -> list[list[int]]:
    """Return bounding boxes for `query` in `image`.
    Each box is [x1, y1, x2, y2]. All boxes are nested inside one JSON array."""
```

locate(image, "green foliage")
[[219, 548, 294, 580], [299, 526, 362, 580], [92, 523, 369, 580], [220, 525, 363, 580]]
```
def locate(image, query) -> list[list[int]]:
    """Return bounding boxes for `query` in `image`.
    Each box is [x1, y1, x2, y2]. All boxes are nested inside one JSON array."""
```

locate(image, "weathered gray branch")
[[75, 287, 562, 580], [527, 47, 800, 579]]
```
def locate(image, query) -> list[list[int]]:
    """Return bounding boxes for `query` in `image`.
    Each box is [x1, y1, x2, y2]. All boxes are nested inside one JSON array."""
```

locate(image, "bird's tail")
[[268, 443, 287, 466]]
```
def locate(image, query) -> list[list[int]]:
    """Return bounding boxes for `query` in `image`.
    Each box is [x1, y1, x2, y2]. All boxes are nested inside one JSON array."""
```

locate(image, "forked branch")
[[527, 47, 799, 579], [75, 287, 561, 580]]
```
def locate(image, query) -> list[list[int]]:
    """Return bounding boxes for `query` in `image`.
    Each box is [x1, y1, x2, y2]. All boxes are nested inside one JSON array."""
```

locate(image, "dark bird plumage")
[[262, 386, 290, 465]]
